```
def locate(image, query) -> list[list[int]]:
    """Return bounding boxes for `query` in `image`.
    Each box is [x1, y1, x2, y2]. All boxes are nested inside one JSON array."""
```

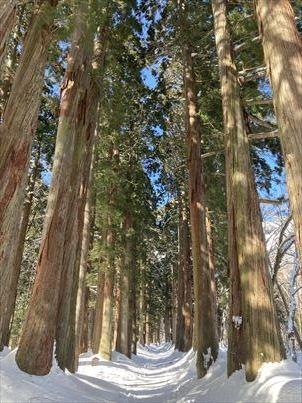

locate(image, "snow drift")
[[0, 343, 301, 402]]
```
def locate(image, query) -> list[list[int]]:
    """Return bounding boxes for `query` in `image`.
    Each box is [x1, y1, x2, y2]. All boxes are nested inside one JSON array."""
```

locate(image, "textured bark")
[[0, 0, 17, 67], [176, 194, 189, 351], [212, 0, 284, 381], [74, 155, 94, 366], [171, 264, 177, 344], [256, 0, 302, 268], [80, 287, 90, 353], [99, 144, 119, 360], [68, 24, 109, 369], [183, 221, 193, 351], [178, 199, 193, 352], [99, 237, 115, 360], [205, 208, 218, 332], [145, 310, 151, 345], [0, 3, 21, 121], [55, 24, 95, 372], [183, 45, 218, 378], [0, 148, 40, 348], [92, 271, 105, 353], [164, 312, 171, 342], [15, 5, 94, 375], [116, 213, 133, 357], [113, 269, 121, 351], [129, 247, 137, 354], [138, 265, 146, 345], [0, 0, 57, 352]]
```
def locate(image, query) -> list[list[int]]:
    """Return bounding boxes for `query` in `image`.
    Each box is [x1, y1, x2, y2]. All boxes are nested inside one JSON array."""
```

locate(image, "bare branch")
[[244, 98, 273, 106], [248, 130, 279, 141], [272, 215, 293, 284], [201, 149, 224, 159], [247, 113, 277, 130], [259, 197, 287, 205], [234, 35, 261, 53]]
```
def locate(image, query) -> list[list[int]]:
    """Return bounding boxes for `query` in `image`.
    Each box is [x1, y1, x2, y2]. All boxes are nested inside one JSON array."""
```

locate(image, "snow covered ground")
[[0, 343, 301, 402]]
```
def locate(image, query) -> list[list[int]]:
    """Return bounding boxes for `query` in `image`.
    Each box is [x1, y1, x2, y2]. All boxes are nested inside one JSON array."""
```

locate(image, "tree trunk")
[[15, 4, 94, 375], [183, 205, 193, 352], [116, 213, 133, 357], [55, 22, 97, 371], [52, 9, 110, 374], [205, 208, 218, 334], [78, 25, 109, 359], [74, 155, 94, 366], [129, 244, 137, 355], [183, 44, 218, 378], [138, 264, 146, 345], [81, 287, 90, 353], [99, 245, 115, 360], [175, 194, 186, 351], [164, 312, 171, 343], [92, 271, 105, 353], [145, 309, 151, 345], [98, 144, 119, 360], [255, 0, 302, 267], [212, 0, 285, 381], [0, 0, 57, 352], [0, 147, 40, 348], [0, 0, 17, 67], [171, 264, 177, 344], [0, 5, 22, 120]]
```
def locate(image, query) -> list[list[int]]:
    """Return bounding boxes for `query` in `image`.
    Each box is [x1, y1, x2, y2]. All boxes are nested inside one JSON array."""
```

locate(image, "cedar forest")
[[0, 0, 302, 400]]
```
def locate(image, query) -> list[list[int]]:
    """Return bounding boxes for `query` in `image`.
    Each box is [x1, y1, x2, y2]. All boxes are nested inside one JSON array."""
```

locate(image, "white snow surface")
[[0, 343, 301, 402]]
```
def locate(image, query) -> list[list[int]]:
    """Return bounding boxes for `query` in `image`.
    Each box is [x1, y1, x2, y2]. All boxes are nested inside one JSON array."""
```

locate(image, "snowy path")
[[1, 343, 301, 402], [75, 343, 196, 402]]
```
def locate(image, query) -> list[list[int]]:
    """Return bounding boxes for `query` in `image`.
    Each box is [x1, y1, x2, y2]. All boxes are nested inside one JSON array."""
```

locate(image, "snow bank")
[[0, 344, 301, 402]]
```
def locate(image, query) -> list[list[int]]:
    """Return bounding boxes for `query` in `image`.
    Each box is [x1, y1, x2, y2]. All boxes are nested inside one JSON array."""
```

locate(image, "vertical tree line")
[[0, 0, 301, 385]]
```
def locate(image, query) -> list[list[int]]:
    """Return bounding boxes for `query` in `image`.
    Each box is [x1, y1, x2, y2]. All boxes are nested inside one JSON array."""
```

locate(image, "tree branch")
[[234, 35, 261, 52], [248, 130, 279, 141], [244, 98, 273, 106], [247, 112, 277, 130]]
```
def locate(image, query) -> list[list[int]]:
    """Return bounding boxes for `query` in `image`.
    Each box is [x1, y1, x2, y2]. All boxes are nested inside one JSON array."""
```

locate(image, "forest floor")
[[0, 343, 301, 402]]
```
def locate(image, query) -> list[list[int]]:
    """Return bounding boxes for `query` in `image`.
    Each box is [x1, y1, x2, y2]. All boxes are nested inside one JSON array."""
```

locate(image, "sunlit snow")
[[1, 343, 301, 402]]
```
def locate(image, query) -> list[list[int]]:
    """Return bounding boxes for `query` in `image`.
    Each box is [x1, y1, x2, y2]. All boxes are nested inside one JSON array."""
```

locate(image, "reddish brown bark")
[[15, 4, 93, 375], [0, 0, 57, 351], [183, 44, 218, 378], [1, 148, 40, 348], [176, 193, 192, 352], [256, 0, 302, 268]]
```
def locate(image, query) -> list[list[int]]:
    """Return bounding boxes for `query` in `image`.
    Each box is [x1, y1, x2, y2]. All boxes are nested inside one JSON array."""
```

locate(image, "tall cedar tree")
[[212, 0, 285, 381], [183, 42, 219, 378], [255, 0, 302, 267], [0, 0, 58, 351], [15, 2, 95, 375]]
